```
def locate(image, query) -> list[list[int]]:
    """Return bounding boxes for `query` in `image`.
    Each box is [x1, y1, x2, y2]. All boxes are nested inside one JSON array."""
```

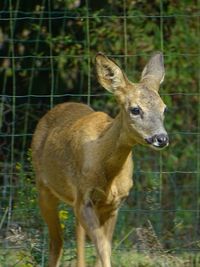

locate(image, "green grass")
[[0, 249, 36, 267], [1, 247, 200, 267]]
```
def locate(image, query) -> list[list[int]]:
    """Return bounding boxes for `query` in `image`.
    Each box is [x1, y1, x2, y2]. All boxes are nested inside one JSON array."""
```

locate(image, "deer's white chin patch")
[[150, 142, 169, 151]]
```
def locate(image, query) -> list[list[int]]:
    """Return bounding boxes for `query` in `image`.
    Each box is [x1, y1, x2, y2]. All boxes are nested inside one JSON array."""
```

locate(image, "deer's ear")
[[95, 53, 128, 94], [141, 52, 165, 91]]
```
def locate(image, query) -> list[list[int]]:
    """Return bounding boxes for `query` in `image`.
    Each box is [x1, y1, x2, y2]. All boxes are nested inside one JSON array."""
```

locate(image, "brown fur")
[[31, 52, 168, 267]]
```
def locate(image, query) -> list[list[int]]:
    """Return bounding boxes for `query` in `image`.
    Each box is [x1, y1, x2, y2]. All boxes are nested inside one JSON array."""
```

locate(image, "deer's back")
[[32, 102, 94, 157]]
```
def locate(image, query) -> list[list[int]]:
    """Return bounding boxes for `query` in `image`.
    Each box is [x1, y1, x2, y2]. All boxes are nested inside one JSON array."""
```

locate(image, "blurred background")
[[0, 0, 200, 266]]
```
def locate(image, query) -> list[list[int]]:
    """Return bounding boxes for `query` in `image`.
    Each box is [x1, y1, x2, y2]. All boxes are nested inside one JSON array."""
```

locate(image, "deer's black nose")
[[155, 134, 169, 147], [145, 134, 169, 148]]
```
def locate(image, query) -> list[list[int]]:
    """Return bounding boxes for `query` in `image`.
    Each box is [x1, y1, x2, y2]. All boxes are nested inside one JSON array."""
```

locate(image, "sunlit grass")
[[1, 247, 200, 267]]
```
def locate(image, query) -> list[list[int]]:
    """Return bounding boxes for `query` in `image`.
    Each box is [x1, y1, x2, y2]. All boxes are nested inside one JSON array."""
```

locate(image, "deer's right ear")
[[140, 52, 165, 91], [95, 53, 127, 94]]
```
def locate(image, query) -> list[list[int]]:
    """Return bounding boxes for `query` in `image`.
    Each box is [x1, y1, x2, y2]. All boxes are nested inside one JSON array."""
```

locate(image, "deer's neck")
[[100, 111, 135, 181]]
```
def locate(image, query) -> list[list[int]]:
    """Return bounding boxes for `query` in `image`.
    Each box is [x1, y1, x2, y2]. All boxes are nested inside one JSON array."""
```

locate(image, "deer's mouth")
[[149, 143, 169, 151]]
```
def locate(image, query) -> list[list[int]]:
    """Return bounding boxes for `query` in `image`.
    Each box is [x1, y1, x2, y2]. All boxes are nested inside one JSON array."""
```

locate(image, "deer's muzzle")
[[145, 133, 169, 149]]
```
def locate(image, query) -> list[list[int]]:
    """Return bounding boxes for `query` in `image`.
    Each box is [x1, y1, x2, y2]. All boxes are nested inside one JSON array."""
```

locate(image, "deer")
[[31, 52, 169, 267]]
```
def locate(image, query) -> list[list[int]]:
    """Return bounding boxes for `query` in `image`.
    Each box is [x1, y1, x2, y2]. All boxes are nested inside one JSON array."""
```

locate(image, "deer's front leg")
[[94, 211, 118, 267], [75, 200, 112, 267]]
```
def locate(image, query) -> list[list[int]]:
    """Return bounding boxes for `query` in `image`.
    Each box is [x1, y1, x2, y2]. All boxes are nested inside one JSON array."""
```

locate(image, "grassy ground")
[[1, 222, 200, 267], [1, 221, 199, 267], [1, 247, 200, 267]]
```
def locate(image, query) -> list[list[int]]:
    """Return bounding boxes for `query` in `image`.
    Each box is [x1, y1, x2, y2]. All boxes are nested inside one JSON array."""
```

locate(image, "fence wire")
[[0, 0, 200, 266]]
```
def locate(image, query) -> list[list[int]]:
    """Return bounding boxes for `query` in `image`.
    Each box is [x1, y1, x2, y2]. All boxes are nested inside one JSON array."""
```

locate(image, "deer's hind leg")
[[38, 183, 63, 267]]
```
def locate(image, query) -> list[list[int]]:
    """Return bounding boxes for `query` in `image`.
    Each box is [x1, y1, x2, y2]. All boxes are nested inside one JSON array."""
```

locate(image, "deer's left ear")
[[140, 52, 165, 91], [95, 52, 128, 93]]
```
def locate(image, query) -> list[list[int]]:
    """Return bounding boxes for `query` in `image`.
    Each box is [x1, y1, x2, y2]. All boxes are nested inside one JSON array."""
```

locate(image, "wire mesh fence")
[[0, 0, 200, 266]]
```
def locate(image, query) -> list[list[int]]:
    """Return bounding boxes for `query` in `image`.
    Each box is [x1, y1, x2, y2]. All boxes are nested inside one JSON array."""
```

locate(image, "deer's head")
[[95, 52, 169, 150]]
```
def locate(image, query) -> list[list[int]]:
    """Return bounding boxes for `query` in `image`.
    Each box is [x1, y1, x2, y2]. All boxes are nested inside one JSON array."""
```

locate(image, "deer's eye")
[[130, 107, 141, 116]]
